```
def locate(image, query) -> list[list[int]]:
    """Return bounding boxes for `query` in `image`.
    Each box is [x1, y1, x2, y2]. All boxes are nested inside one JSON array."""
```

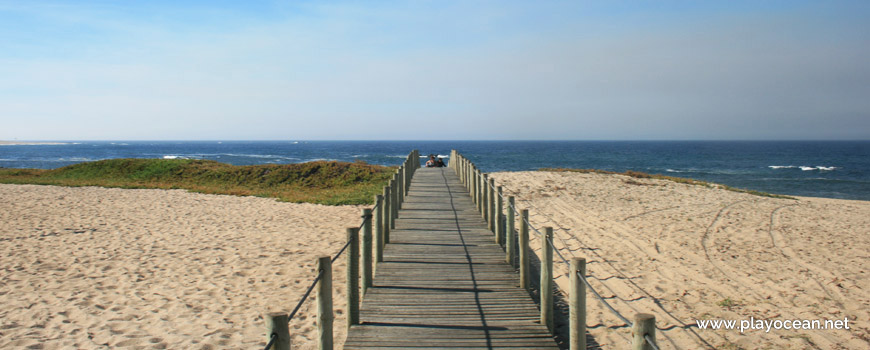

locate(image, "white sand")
[[0, 184, 358, 349], [3, 174, 868, 349], [491, 171, 870, 349]]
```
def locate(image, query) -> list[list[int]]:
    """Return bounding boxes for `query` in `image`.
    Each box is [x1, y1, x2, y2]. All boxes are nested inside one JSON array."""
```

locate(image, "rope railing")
[[481, 170, 637, 327], [505, 191, 713, 349], [487, 166, 711, 349], [260, 150, 420, 350], [451, 150, 660, 350]]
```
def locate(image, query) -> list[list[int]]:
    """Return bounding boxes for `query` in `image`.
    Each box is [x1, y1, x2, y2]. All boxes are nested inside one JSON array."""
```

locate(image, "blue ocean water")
[[1, 141, 868, 200]]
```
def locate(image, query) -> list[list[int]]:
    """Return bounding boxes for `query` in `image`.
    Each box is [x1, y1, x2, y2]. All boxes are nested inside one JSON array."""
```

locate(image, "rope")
[[575, 270, 633, 326], [468, 157, 637, 327], [257, 151, 417, 349], [646, 334, 661, 350], [287, 270, 324, 320], [263, 333, 278, 350]]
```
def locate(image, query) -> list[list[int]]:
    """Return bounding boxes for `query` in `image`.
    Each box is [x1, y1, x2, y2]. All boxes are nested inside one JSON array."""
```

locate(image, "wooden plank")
[[344, 167, 558, 349]]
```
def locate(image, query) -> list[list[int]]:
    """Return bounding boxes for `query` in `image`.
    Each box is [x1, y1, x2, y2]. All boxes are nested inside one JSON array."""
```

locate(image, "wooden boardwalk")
[[344, 167, 559, 349]]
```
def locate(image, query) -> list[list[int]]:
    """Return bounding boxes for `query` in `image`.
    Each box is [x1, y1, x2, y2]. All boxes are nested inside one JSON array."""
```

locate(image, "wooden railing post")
[[488, 178, 496, 234], [541, 227, 554, 334], [632, 314, 657, 350], [482, 173, 489, 221], [375, 195, 384, 263], [473, 168, 479, 207], [402, 159, 413, 197], [570, 258, 586, 350], [397, 168, 404, 210], [383, 186, 391, 243], [317, 255, 333, 350], [346, 227, 359, 329], [496, 185, 504, 245], [506, 196, 516, 266], [361, 209, 373, 296], [477, 170, 486, 216], [404, 160, 410, 194], [266, 313, 290, 350], [390, 177, 398, 228], [464, 159, 469, 188], [520, 209, 530, 291]]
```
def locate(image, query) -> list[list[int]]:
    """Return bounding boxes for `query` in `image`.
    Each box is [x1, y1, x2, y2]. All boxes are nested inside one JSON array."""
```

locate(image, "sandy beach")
[[0, 184, 358, 349], [2, 172, 869, 349], [491, 171, 870, 349]]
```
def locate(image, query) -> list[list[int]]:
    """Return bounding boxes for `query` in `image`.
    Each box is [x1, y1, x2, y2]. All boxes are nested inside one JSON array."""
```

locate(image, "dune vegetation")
[[0, 159, 395, 205]]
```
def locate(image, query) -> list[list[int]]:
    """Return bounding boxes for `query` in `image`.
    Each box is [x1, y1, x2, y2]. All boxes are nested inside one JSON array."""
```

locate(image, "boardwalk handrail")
[[261, 150, 420, 350], [450, 150, 660, 350], [501, 190, 711, 349]]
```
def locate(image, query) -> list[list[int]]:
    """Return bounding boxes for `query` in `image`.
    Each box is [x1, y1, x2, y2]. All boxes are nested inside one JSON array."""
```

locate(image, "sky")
[[1, 0, 868, 141]]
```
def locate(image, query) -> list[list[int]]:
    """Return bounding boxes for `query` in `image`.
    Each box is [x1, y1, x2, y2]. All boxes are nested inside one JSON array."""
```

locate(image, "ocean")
[[1, 141, 868, 201]]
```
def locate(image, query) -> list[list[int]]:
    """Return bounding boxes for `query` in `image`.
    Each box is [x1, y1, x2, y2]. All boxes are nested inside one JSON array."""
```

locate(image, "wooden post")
[[346, 228, 359, 329], [265, 313, 290, 350], [390, 177, 398, 228], [383, 186, 391, 243], [570, 258, 586, 350], [472, 168, 479, 206], [632, 314, 657, 350], [397, 168, 404, 210], [478, 170, 483, 213], [375, 195, 384, 263], [482, 174, 489, 221], [519, 209, 530, 291], [541, 227, 554, 334], [361, 208, 373, 296], [496, 186, 504, 245], [470, 163, 475, 194], [488, 178, 496, 234], [464, 159, 469, 188], [316, 256, 333, 350], [506, 196, 516, 266], [407, 161, 411, 192]]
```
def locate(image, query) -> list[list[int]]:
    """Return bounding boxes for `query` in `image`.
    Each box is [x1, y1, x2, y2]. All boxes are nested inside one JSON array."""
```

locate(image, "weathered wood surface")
[[344, 167, 559, 349]]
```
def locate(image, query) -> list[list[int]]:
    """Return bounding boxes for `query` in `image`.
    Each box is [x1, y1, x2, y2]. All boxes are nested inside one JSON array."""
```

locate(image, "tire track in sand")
[[767, 203, 847, 311], [700, 200, 747, 283]]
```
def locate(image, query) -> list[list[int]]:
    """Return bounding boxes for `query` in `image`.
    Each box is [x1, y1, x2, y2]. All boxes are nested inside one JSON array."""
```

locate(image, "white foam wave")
[[163, 155, 188, 160], [802, 166, 837, 171], [40, 157, 96, 162], [770, 165, 837, 171], [218, 153, 299, 161]]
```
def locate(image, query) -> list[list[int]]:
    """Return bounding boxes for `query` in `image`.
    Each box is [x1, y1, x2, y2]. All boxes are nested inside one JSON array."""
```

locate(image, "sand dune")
[[491, 171, 870, 350], [0, 184, 358, 349]]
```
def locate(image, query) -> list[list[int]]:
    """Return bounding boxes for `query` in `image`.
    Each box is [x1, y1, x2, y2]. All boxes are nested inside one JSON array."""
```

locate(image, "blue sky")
[[1, 0, 868, 140]]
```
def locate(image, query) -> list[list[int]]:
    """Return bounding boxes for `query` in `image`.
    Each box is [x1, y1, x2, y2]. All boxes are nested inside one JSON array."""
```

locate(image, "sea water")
[[1, 141, 868, 200]]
